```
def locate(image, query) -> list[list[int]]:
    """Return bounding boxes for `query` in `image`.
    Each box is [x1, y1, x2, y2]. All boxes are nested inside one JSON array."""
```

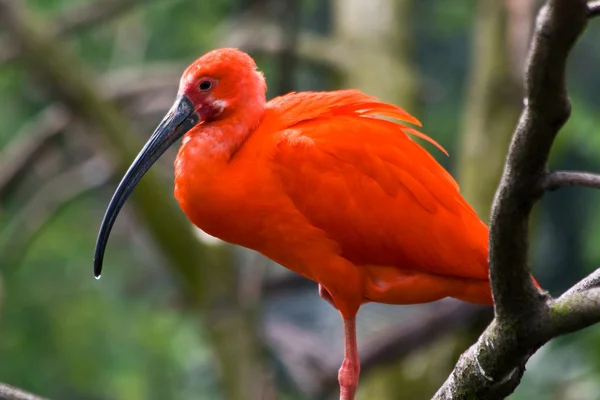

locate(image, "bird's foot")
[[319, 284, 338, 309], [338, 357, 359, 400]]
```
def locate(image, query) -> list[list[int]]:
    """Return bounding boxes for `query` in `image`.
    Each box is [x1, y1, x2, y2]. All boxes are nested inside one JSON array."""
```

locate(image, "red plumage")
[[98, 49, 541, 400]]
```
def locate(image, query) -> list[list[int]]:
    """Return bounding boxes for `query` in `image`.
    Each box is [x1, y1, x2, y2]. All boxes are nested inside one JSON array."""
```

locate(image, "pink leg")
[[319, 284, 338, 309], [338, 316, 360, 400]]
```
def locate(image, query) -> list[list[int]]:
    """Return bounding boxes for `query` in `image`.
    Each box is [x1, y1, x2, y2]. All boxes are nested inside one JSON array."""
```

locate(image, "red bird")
[[94, 48, 514, 399]]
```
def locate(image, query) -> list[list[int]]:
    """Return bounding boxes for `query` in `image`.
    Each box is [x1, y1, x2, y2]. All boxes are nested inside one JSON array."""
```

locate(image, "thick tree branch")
[[487, 0, 586, 320], [0, 383, 47, 400], [433, 0, 600, 398], [543, 170, 600, 191], [0, 0, 145, 64]]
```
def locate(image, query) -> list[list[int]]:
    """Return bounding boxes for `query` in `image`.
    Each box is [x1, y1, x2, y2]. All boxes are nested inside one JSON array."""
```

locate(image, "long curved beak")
[[93, 94, 199, 278]]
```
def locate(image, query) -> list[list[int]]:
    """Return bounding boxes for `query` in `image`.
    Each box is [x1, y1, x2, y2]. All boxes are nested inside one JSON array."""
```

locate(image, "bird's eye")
[[199, 80, 213, 92]]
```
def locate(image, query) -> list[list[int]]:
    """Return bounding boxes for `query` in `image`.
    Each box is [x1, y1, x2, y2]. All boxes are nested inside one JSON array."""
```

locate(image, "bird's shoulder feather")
[[258, 90, 489, 280]]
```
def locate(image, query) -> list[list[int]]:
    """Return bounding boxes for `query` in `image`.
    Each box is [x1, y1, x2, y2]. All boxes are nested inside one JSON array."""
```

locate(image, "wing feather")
[[266, 91, 489, 280]]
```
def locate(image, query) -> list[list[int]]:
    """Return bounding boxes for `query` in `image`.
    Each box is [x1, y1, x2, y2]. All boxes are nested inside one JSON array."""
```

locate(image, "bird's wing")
[[265, 90, 489, 280]]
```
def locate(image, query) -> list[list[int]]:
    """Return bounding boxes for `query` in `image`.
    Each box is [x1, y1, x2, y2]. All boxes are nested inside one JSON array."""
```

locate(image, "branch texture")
[[543, 170, 600, 191], [433, 0, 600, 398], [0, 383, 47, 400]]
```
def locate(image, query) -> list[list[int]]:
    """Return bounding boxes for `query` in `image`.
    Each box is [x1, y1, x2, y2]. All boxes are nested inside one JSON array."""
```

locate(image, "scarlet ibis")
[[94, 48, 529, 399]]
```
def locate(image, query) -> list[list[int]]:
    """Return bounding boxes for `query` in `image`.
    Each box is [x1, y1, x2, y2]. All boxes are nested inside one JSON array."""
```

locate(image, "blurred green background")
[[1, 0, 600, 399]]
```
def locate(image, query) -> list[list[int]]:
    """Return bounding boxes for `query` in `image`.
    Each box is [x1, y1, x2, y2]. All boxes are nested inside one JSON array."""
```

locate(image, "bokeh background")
[[1, 0, 600, 399]]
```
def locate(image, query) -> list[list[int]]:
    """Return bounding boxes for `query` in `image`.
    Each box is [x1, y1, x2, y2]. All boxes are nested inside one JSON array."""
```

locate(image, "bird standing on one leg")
[[94, 48, 538, 400]]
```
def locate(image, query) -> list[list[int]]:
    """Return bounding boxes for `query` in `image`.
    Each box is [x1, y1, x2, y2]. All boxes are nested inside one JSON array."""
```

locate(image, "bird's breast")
[[171, 130, 345, 284], [173, 140, 273, 250]]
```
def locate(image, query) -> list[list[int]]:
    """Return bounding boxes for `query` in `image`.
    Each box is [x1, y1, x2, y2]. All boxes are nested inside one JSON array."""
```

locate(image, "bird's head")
[[179, 48, 267, 123], [93, 48, 266, 278]]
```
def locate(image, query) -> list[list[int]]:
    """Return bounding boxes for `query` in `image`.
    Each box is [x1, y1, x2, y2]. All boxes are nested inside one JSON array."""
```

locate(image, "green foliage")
[[1, 197, 219, 399]]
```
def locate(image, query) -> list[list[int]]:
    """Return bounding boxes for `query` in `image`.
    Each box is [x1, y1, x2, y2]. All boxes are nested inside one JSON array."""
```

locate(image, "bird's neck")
[[185, 107, 263, 159], [173, 105, 264, 228], [174, 100, 266, 187]]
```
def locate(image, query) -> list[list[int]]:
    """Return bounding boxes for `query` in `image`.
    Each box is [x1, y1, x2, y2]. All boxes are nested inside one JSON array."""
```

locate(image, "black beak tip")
[[93, 256, 103, 279]]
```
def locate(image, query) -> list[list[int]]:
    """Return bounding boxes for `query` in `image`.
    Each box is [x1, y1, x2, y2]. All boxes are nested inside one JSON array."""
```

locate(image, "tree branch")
[[0, 0, 145, 64], [433, 0, 600, 398], [0, 383, 47, 400], [589, 1, 600, 17], [545, 268, 600, 337], [543, 170, 600, 191], [488, 0, 586, 320]]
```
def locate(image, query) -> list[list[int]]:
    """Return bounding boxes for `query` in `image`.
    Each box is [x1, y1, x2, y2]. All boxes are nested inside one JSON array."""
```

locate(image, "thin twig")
[[543, 171, 600, 191], [0, 383, 47, 400]]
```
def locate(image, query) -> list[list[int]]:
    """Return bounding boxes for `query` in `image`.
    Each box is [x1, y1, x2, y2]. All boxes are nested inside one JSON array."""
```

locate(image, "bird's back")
[[252, 90, 490, 280]]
